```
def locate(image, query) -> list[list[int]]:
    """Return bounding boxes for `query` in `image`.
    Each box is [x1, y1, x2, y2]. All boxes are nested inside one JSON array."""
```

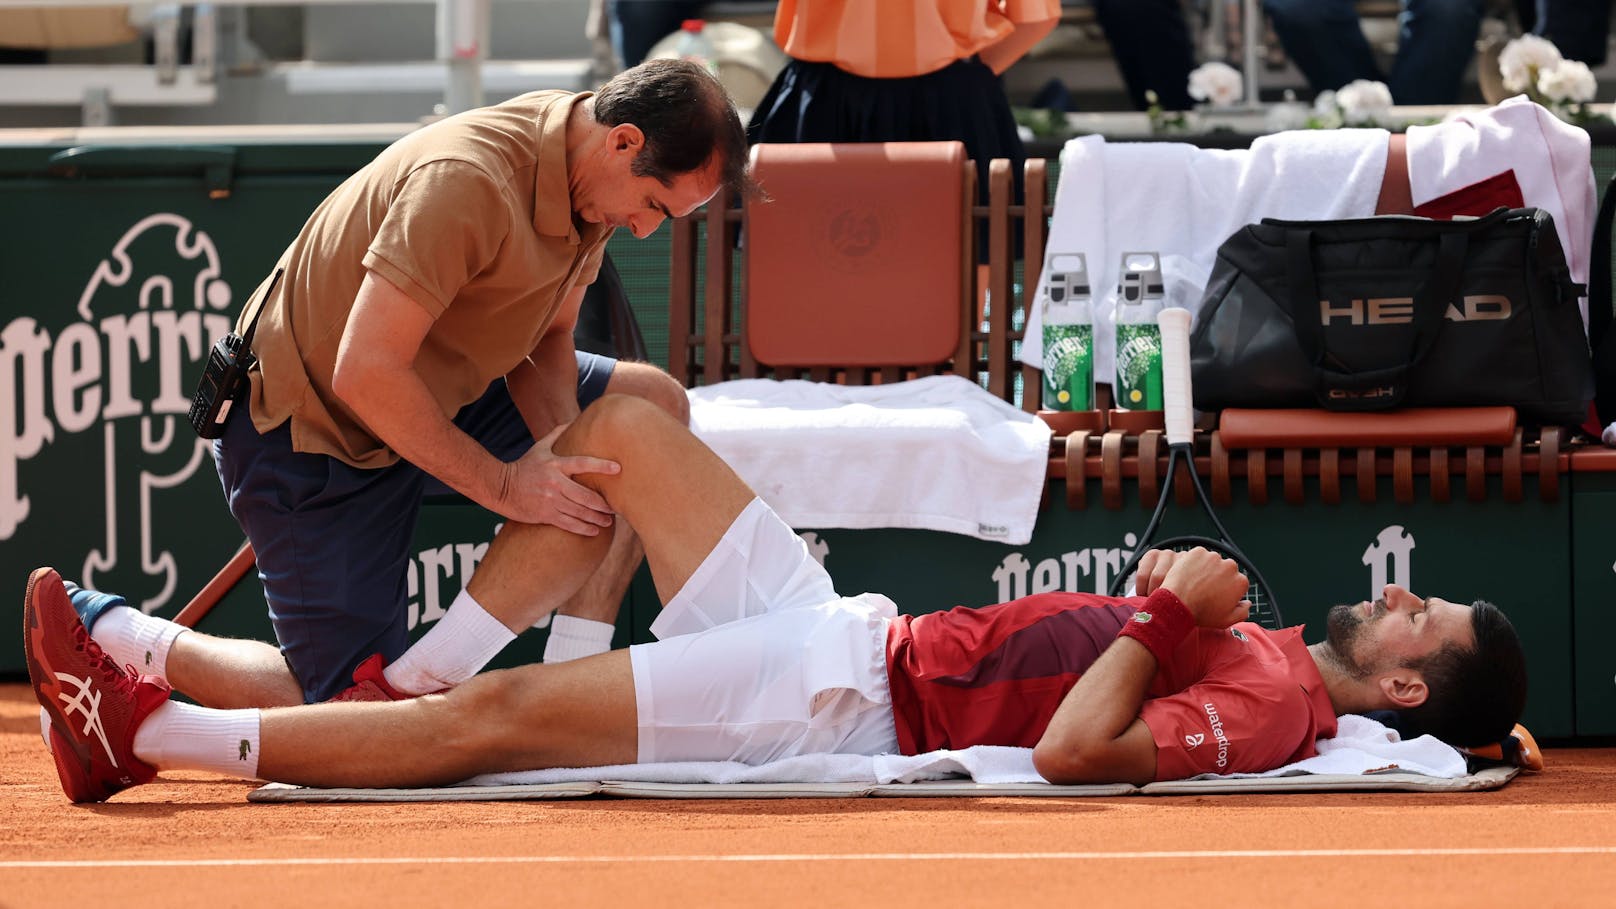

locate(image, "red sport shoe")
[[327, 653, 414, 702], [24, 567, 171, 803]]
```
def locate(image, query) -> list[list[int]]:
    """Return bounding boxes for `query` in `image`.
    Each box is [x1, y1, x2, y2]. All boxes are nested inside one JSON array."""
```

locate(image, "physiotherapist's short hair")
[[593, 58, 755, 199], [1397, 600, 1527, 747]]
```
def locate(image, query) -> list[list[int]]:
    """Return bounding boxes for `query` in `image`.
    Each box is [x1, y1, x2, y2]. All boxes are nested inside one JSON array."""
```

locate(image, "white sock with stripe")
[[383, 589, 515, 694], [133, 701, 261, 779], [89, 606, 188, 682]]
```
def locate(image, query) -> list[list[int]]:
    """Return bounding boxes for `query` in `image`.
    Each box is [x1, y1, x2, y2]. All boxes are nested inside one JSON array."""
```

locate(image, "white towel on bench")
[[1022, 128, 1389, 383], [687, 375, 1052, 544], [462, 715, 1464, 788]]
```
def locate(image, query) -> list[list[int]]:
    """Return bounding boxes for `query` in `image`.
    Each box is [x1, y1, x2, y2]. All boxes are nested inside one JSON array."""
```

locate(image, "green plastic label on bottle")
[[1115, 323, 1163, 410], [1042, 323, 1092, 411]]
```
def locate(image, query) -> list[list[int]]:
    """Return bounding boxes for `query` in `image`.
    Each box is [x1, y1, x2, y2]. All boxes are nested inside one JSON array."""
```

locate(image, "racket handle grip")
[[1158, 307, 1194, 445]]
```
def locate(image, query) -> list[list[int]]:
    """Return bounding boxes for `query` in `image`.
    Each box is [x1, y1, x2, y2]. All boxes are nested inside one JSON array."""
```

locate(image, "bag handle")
[[1285, 227, 1468, 409]]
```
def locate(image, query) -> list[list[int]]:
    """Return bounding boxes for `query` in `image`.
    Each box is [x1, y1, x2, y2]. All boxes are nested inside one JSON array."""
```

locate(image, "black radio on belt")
[[188, 266, 283, 440]]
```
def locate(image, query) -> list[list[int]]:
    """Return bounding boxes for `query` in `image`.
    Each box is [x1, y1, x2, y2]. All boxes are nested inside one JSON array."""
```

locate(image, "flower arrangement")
[[1497, 34, 1605, 126], [1187, 62, 1244, 108], [1148, 62, 1244, 133], [1308, 79, 1395, 128]]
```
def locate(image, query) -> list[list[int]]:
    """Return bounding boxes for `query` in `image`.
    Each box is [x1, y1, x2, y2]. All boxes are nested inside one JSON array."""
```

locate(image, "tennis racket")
[[1107, 307, 1284, 630]]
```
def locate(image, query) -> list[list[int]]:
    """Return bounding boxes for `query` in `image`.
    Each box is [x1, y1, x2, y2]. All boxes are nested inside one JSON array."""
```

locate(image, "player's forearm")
[[978, 17, 1059, 74], [1031, 637, 1159, 784]]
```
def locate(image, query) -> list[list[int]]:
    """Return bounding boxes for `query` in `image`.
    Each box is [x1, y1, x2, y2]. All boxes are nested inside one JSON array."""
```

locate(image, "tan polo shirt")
[[244, 90, 613, 469]]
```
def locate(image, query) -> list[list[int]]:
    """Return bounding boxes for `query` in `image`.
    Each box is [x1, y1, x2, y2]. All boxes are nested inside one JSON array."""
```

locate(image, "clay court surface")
[[3, 683, 1614, 908]]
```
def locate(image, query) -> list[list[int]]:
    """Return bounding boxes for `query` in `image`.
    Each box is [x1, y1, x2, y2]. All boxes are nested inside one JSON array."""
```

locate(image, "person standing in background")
[[748, 0, 1062, 255], [1090, 0, 1197, 111]]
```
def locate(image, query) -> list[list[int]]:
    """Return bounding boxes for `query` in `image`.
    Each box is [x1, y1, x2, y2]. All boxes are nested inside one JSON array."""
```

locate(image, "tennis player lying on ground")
[[25, 395, 1527, 803]]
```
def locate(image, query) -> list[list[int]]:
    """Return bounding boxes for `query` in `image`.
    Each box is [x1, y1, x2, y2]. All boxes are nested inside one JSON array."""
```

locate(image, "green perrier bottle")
[[1040, 252, 1093, 412], [1114, 251, 1165, 411]]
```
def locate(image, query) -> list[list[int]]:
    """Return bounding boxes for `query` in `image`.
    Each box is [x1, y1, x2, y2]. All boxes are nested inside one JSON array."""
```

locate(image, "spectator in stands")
[[48, 59, 752, 711], [1092, 0, 1197, 110], [748, 0, 1062, 242], [28, 395, 1529, 802], [1263, 0, 1485, 105]]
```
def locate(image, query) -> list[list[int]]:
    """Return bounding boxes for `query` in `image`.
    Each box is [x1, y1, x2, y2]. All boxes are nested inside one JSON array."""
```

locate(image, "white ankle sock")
[[133, 701, 261, 779], [90, 606, 187, 681], [543, 615, 616, 663], [383, 589, 514, 694]]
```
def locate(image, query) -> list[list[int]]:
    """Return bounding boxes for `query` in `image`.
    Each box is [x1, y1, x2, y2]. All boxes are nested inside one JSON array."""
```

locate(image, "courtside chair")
[[670, 140, 1010, 388]]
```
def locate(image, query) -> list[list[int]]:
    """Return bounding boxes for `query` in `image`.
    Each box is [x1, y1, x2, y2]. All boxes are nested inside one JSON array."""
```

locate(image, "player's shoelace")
[[69, 623, 142, 696]]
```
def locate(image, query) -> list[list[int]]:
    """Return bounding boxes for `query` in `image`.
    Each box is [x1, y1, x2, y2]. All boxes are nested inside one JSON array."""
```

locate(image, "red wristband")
[[1117, 589, 1195, 664]]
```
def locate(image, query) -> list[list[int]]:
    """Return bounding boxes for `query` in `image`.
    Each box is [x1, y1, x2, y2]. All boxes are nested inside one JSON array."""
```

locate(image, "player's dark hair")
[[1397, 600, 1528, 747], [592, 58, 757, 200]]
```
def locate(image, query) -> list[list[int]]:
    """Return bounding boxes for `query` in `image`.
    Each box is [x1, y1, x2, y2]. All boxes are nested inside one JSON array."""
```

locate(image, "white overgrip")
[[1158, 307, 1194, 445]]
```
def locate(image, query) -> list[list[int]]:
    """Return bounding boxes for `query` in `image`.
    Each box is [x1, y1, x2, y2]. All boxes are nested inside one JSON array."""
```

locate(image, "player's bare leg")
[[165, 635, 304, 708], [256, 652, 640, 787], [543, 362, 690, 642]]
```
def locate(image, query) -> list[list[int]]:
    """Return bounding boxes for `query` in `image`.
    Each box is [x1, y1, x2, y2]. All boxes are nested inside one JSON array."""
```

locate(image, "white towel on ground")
[[1184, 713, 1467, 780], [462, 715, 1465, 788], [1022, 128, 1389, 381], [687, 375, 1053, 545]]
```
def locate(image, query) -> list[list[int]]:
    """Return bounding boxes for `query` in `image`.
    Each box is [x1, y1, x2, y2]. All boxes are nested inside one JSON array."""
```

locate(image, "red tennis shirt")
[[883, 590, 1339, 780]]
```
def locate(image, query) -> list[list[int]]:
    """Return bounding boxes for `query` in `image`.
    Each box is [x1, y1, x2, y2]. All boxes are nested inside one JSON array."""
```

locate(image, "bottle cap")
[[681, 19, 705, 31]]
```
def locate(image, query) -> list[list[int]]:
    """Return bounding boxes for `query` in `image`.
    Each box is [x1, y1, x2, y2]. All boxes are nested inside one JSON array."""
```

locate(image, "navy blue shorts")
[[213, 350, 618, 702]]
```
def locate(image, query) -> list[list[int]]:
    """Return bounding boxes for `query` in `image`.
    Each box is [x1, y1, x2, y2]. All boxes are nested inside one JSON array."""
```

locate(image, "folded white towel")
[[687, 375, 1053, 544], [1022, 128, 1389, 381], [463, 715, 1465, 788]]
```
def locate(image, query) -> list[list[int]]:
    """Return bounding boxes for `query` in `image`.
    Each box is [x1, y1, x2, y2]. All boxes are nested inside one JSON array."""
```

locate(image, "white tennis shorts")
[[630, 498, 901, 764]]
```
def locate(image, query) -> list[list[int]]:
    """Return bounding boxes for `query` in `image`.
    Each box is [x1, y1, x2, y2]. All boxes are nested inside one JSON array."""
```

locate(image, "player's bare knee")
[[609, 363, 689, 425], [571, 395, 665, 455]]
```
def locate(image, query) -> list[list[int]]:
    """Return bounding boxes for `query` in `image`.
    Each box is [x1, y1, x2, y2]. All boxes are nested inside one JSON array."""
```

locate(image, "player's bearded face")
[[1323, 600, 1384, 679]]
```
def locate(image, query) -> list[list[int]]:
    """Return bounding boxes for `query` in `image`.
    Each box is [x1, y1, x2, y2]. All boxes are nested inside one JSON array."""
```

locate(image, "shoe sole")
[[23, 566, 99, 804]]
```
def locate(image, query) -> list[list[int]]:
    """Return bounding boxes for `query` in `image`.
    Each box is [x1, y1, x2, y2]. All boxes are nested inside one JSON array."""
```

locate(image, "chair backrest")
[[746, 141, 971, 369], [668, 143, 1050, 401]]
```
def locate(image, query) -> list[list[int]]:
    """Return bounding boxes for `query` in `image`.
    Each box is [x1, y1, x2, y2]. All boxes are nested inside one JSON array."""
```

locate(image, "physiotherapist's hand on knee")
[[496, 423, 620, 534]]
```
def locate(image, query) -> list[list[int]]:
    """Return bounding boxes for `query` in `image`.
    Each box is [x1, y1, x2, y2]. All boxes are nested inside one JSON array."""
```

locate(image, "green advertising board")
[[0, 140, 367, 673]]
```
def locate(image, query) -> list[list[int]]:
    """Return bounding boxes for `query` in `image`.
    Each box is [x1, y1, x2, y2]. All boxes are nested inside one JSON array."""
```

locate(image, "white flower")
[[1499, 34, 1563, 93], [1310, 90, 1344, 129], [1537, 59, 1598, 103], [1335, 79, 1394, 124], [1265, 91, 1310, 131], [1188, 62, 1244, 108]]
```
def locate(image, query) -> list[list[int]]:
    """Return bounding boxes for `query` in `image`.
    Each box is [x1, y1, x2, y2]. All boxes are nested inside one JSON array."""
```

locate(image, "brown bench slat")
[[1218, 407, 1517, 449]]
